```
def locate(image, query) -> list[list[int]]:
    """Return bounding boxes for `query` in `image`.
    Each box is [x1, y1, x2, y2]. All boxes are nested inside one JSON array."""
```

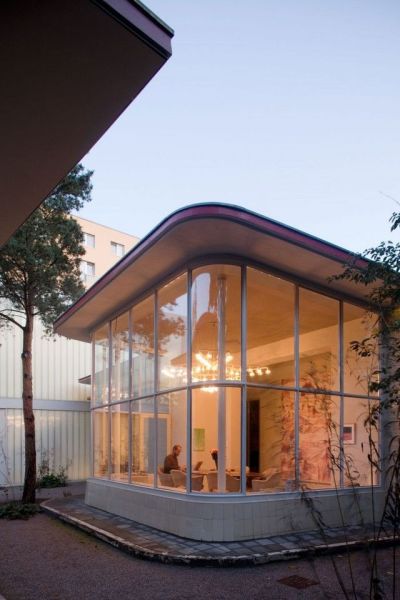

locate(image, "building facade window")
[[91, 262, 380, 495], [111, 241, 125, 257], [80, 260, 96, 284], [83, 232, 95, 247]]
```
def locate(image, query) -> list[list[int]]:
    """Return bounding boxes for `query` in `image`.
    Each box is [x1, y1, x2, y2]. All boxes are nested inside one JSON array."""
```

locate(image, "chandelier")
[[161, 351, 271, 391]]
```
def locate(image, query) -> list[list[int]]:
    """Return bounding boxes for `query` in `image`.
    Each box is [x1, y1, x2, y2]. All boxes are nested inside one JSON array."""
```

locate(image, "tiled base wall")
[[85, 478, 385, 542]]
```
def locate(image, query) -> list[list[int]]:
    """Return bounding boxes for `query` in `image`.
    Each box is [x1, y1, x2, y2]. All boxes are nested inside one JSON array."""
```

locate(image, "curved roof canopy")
[[55, 204, 374, 343], [1, 0, 173, 246]]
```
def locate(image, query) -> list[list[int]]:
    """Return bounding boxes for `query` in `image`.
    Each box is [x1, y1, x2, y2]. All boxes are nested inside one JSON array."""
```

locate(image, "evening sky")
[[79, 0, 400, 252]]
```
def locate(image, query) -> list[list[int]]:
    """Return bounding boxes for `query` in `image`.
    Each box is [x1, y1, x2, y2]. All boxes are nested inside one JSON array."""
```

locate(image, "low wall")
[[85, 478, 385, 541]]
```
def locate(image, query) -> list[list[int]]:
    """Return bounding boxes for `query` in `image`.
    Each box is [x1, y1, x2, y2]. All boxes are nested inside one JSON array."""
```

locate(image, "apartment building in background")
[[0, 217, 139, 486], [77, 216, 138, 287]]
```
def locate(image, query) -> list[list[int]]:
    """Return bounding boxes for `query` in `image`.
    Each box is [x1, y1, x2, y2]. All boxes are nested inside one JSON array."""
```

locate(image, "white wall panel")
[[0, 409, 89, 485], [0, 319, 91, 401], [0, 323, 23, 399]]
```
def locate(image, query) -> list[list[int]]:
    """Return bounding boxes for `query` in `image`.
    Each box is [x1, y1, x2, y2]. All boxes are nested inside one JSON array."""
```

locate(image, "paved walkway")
[[42, 495, 395, 567]]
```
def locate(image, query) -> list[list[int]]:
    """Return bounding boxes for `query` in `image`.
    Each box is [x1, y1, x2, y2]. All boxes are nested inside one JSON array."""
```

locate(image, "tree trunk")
[[21, 312, 36, 503]]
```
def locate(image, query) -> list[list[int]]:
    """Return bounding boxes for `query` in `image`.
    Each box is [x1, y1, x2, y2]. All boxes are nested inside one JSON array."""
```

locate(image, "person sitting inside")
[[163, 444, 182, 474], [210, 448, 218, 469]]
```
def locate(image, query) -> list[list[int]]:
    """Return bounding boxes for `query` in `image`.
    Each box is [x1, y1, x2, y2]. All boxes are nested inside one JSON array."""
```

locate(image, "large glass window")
[[111, 312, 130, 401], [343, 304, 379, 396], [111, 403, 129, 481], [158, 274, 187, 390], [92, 263, 379, 495], [343, 397, 380, 487], [246, 387, 295, 493], [299, 289, 339, 391], [132, 296, 155, 398], [157, 391, 187, 490], [93, 324, 109, 406], [299, 393, 340, 490], [192, 387, 241, 494], [191, 265, 241, 384], [130, 397, 154, 487], [247, 268, 294, 386], [93, 408, 109, 477]]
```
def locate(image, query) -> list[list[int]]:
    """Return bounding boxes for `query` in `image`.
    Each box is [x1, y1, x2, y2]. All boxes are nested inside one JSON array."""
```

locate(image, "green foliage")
[[0, 163, 93, 332], [37, 456, 68, 488], [332, 211, 400, 409], [36, 470, 67, 488], [0, 502, 39, 520], [0, 164, 93, 503], [327, 212, 400, 598]]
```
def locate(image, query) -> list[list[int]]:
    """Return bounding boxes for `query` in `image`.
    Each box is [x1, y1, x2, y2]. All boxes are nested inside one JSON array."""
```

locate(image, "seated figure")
[[163, 444, 182, 474]]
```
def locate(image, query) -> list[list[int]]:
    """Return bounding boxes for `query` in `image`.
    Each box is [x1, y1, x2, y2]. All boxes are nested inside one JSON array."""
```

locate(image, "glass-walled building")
[[55, 205, 385, 541]]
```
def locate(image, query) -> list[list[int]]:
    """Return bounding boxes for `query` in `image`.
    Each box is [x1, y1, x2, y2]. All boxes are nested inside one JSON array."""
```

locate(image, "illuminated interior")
[[92, 262, 379, 494]]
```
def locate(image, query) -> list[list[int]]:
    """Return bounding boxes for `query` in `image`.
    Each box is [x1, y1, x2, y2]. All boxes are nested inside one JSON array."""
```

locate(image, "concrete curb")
[[41, 501, 398, 567]]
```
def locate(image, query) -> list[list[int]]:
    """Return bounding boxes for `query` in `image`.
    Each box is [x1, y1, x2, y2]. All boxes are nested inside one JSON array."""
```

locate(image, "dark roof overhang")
[[55, 203, 375, 343], [0, 0, 173, 246]]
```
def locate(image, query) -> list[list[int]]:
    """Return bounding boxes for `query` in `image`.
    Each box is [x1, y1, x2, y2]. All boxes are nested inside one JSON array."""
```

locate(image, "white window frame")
[[83, 232, 95, 248], [111, 241, 125, 258]]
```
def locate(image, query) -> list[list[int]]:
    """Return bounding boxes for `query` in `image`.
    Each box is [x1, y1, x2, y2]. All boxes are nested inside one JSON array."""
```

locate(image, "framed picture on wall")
[[193, 428, 205, 451], [343, 424, 356, 444]]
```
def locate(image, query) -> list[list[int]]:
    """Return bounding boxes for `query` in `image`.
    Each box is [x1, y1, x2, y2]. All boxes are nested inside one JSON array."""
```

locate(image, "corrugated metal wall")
[[0, 408, 90, 485], [0, 318, 91, 401], [0, 316, 92, 485]]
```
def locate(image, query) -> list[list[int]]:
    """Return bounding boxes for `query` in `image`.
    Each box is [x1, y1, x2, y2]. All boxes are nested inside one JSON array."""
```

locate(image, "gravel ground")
[[0, 513, 399, 600]]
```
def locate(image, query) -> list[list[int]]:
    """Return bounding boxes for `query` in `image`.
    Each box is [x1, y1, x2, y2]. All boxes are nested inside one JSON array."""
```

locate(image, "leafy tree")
[[336, 211, 400, 406], [332, 212, 400, 598], [0, 164, 93, 502]]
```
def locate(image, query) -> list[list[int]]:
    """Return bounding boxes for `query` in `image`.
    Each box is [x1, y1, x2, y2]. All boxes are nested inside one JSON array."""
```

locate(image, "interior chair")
[[131, 474, 149, 484], [170, 469, 186, 488], [206, 471, 240, 492], [157, 466, 174, 487], [251, 467, 281, 492], [225, 472, 240, 492], [191, 474, 204, 492], [206, 471, 218, 492]]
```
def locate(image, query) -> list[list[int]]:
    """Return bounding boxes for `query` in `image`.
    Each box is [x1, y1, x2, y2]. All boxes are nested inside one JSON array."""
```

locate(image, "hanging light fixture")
[[161, 352, 272, 388]]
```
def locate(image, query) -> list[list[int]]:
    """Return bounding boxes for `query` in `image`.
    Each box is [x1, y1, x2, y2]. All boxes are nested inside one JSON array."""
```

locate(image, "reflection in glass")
[[299, 393, 340, 490], [343, 397, 379, 486], [92, 263, 381, 496], [343, 304, 379, 396], [130, 397, 154, 486], [93, 408, 109, 477], [299, 289, 339, 391], [157, 391, 187, 490], [247, 268, 294, 386], [158, 274, 187, 390], [132, 296, 155, 398], [111, 312, 130, 401], [247, 387, 295, 493], [191, 265, 241, 383], [192, 387, 241, 493], [110, 403, 129, 481], [93, 324, 109, 406]]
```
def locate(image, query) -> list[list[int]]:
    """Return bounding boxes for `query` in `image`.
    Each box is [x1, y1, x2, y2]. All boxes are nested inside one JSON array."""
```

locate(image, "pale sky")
[[80, 0, 400, 253]]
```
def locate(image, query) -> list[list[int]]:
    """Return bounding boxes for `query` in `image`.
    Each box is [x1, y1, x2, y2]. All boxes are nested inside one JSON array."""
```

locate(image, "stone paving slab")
[[42, 496, 398, 567]]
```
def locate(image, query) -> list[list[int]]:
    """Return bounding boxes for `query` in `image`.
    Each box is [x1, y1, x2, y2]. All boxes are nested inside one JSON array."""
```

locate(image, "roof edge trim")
[[93, 0, 174, 58], [54, 203, 368, 332]]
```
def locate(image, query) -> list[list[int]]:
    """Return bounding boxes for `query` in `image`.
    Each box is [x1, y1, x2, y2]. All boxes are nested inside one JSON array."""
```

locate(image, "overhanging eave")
[[54, 204, 375, 343]]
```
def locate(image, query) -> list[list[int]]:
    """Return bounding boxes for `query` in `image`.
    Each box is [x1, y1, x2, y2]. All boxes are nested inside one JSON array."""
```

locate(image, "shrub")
[[37, 457, 68, 488], [0, 502, 39, 520]]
